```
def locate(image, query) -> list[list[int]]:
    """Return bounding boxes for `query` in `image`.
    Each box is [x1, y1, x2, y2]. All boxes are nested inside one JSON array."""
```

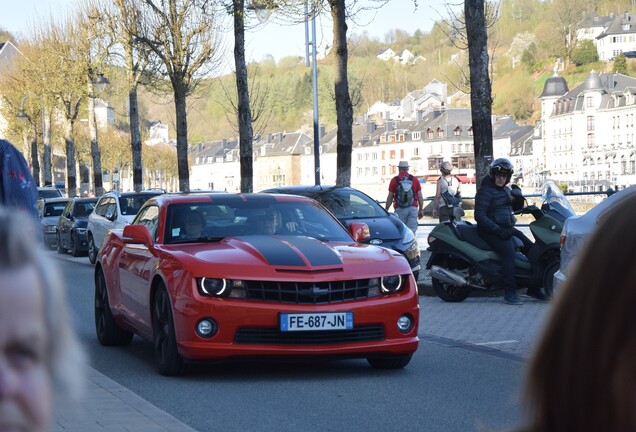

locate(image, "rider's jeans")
[[479, 231, 517, 294]]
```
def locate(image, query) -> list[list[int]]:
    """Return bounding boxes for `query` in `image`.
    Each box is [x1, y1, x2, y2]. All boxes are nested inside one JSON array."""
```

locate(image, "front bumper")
[[172, 287, 419, 361]]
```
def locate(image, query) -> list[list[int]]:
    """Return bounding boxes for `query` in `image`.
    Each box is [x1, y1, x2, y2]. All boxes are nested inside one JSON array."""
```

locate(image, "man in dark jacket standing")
[[475, 158, 547, 305], [0, 139, 39, 225]]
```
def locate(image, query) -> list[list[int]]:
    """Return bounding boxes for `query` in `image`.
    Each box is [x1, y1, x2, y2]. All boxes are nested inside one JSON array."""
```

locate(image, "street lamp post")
[[304, 1, 321, 185], [88, 68, 110, 196]]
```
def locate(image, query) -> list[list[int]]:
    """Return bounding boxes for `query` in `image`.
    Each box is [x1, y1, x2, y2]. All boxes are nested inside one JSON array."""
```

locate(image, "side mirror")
[[105, 211, 116, 222], [349, 222, 370, 242], [122, 225, 152, 246]]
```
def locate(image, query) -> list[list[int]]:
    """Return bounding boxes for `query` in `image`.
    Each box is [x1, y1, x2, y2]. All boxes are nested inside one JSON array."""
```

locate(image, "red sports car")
[[94, 193, 419, 375]]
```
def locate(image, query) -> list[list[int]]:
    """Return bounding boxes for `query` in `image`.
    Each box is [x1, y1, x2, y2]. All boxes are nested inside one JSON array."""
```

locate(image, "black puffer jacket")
[[474, 175, 516, 234]]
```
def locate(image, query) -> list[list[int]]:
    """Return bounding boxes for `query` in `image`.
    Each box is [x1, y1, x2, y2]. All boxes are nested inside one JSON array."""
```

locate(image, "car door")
[[118, 205, 161, 334], [94, 196, 117, 249]]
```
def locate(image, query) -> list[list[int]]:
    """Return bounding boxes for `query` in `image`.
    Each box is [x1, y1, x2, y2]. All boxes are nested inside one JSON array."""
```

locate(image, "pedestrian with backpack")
[[384, 160, 424, 234], [432, 161, 462, 222]]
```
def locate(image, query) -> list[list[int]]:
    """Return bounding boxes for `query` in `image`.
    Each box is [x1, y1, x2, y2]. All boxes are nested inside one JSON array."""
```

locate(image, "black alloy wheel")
[[94, 268, 134, 346], [152, 285, 188, 376], [88, 234, 97, 264]]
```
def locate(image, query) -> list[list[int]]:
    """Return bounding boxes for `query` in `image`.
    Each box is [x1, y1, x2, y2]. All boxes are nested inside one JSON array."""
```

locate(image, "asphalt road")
[[52, 251, 545, 431]]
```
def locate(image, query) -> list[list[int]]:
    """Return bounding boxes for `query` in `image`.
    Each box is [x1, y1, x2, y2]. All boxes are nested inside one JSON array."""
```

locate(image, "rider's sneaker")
[[503, 294, 523, 305], [526, 288, 549, 301]]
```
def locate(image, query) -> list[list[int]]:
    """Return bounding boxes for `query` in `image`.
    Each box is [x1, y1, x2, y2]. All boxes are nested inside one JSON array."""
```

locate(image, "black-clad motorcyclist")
[[475, 158, 548, 305]]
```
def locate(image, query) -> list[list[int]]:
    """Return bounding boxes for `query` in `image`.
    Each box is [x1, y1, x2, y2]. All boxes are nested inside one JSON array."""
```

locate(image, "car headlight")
[[76, 228, 87, 234], [45, 225, 57, 233], [380, 275, 403, 293], [198, 278, 228, 296], [402, 227, 415, 245]]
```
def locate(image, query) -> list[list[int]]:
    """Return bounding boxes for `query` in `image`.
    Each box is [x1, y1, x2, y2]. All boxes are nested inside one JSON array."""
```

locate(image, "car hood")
[[168, 235, 409, 279], [338, 216, 403, 244]]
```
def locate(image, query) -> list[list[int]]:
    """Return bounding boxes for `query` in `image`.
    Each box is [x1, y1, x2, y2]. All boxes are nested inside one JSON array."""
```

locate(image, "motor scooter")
[[425, 182, 575, 302]]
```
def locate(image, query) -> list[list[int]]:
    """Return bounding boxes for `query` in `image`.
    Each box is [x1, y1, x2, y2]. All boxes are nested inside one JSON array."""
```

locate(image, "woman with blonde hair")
[[521, 192, 636, 431]]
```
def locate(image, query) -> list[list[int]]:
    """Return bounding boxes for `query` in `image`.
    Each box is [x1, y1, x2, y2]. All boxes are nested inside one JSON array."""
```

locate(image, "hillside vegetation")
[[117, 0, 636, 143]]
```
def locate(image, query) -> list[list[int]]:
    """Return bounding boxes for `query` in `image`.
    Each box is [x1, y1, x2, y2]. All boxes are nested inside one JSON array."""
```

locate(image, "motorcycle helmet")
[[439, 161, 453, 175], [489, 158, 514, 183]]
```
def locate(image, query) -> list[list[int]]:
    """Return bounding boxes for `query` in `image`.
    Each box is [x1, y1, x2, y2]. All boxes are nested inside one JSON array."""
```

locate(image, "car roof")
[[40, 197, 70, 203], [70, 197, 99, 203]]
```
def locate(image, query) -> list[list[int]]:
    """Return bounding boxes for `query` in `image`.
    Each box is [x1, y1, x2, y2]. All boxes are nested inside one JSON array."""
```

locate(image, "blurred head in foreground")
[[522, 192, 636, 432], [0, 206, 85, 432]]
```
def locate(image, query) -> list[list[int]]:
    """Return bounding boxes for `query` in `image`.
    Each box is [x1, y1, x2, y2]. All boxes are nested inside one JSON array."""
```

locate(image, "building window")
[[398, 134, 405, 142], [454, 127, 461, 136], [586, 97, 593, 107], [400, 149, 404, 158], [587, 133, 595, 148], [437, 128, 444, 138], [587, 116, 594, 131], [414, 148, 420, 156], [468, 128, 473, 136], [427, 129, 433, 139], [412, 132, 421, 140], [390, 150, 396, 159]]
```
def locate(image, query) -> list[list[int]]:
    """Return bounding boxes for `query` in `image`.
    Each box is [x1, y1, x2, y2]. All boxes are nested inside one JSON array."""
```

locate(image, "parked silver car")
[[553, 185, 636, 293], [87, 190, 162, 264], [36, 197, 70, 248]]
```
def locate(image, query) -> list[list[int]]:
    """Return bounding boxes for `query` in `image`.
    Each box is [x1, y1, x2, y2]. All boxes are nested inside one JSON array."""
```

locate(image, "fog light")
[[196, 318, 218, 338], [397, 315, 413, 333]]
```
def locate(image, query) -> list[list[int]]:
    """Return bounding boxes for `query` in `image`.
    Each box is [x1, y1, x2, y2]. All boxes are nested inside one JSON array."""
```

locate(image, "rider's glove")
[[496, 227, 513, 240]]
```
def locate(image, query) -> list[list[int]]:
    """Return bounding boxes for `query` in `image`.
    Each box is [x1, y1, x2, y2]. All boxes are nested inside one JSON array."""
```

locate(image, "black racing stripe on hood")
[[281, 236, 342, 266], [245, 236, 306, 266]]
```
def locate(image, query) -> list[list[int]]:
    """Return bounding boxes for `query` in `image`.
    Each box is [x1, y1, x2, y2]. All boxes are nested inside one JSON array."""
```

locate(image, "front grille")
[[234, 325, 384, 345], [242, 279, 376, 304]]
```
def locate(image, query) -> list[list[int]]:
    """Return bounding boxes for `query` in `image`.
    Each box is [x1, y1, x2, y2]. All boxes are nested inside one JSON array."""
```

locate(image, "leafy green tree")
[[614, 53, 628, 74], [571, 39, 598, 66]]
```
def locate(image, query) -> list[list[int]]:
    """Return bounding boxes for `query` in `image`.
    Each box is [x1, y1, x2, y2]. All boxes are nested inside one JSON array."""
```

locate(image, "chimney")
[[386, 121, 394, 132], [416, 110, 423, 124], [267, 133, 273, 143], [319, 124, 326, 138], [367, 121, 377, 133], [278, 132, 284, 143]]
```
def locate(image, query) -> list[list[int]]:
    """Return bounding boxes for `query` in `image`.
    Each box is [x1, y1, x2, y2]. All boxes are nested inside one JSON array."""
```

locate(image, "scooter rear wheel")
[[542, 259, 559, 298], [431, 257, 472, 302]]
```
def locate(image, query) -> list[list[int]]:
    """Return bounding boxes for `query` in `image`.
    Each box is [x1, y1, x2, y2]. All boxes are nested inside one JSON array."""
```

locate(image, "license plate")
[[280, 312, 353, 332]]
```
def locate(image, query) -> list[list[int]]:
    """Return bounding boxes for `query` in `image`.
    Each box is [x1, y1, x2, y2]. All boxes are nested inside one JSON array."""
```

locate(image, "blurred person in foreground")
[[0, 206, 85, 432], [520, 192, 636, 431], [0, 139, 39, 221]]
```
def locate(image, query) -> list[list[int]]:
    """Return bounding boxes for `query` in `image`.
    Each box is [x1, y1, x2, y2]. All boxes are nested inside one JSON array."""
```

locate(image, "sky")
[[1, 0, 448, 71]]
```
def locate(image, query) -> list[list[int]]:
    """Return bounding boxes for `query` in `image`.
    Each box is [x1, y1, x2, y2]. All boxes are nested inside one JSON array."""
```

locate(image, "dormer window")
[[454, 127, 461, 136], [304, 146, 311, 155], [226, 154, 233, 162], [427, 128, 433, 139], [437, 127, 444, 138]]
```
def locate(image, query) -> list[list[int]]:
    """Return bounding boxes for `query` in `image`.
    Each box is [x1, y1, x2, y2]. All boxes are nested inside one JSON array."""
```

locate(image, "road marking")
[[475, 340, 519, 346]]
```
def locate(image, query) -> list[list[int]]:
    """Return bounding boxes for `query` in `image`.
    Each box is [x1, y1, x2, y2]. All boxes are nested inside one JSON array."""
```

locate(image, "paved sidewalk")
[[54, 368, 198, 432]]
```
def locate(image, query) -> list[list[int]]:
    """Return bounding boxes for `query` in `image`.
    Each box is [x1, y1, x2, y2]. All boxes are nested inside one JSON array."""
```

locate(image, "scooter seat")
[[455, 224, 523, 251]]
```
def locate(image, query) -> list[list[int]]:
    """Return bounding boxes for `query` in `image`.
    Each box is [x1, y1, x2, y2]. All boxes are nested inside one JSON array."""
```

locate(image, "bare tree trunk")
[[88, 81, 104, 196], [329, 0, 353, 187], [233, 0, 254, 193], [64, 118, 77, 197], [465, 0, 494, 189], [129, 86, 143, 192], [42, 113, 52, 186], [174, 88, 189, 192]]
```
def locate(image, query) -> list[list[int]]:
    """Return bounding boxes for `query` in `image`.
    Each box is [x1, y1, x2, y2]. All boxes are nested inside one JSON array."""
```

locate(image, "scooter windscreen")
[[541, 181, 576, 222]]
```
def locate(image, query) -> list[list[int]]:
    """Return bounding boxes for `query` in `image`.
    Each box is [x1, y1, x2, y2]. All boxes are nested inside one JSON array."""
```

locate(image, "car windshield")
[[74, 202, 96, 217], [43, 202, 67, 217], [310, 189, 386, 219], [541, 181, 576, 220], [119, 194, 158, 216], [164, 200, 353, 244]]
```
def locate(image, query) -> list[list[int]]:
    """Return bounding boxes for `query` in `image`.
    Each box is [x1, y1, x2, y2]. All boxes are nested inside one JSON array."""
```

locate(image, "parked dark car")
[[57, 197, 98, 256], [36, 197, 70, 248], [623, 51, 636, 58], [262, 185, 421, 278]]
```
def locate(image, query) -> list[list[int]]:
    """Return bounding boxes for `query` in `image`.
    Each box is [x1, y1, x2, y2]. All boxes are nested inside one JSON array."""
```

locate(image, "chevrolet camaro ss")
[[94, 192, 419, 375]]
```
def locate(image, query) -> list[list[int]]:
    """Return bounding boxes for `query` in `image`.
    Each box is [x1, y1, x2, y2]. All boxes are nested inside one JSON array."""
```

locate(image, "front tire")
[[153, 285, 188, 376], [88, 234, 97, 264], [56, 233, 65, 254], [367, 354, 413, 369], [431, 256, 471, 302], [71, 233, 82, 257], [94, 268, 134, 346]]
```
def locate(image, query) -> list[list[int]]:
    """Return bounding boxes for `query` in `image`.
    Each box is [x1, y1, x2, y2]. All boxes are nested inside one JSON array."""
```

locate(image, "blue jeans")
[[395, 206, 418, 234]]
